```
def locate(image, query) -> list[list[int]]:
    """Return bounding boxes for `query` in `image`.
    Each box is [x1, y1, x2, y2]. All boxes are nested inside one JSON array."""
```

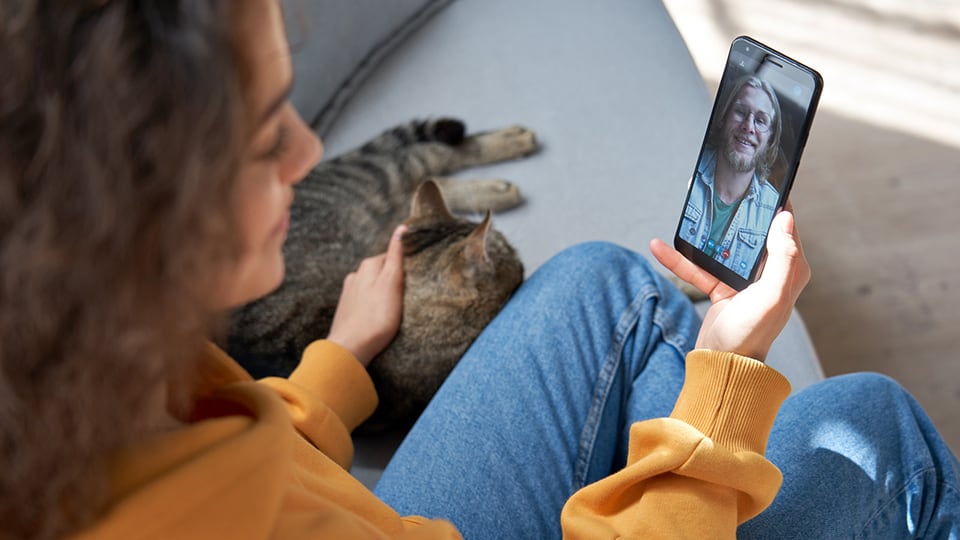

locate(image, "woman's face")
[[214, 0, 323, 309]]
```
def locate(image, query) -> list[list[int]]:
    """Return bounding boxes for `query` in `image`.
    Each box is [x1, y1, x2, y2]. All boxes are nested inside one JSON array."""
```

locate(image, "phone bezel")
[[673, 35, 823, 291]]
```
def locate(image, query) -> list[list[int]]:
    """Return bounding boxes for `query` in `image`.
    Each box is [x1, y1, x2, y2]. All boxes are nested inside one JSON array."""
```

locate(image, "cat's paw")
[[472, 179, 523, 213], [470, 126, 538, 163], [488, 125, 538, 158]]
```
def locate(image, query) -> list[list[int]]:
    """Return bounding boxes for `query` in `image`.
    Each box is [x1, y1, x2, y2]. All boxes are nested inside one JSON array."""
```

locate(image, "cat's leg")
[[349, 118, 469, 156], [344, 119, 537, 171], [406, 124, 537, 213], [392, 124, 537, 176], [448, 125, 538, 169], [332, 119, 537, 213], [431, 176, 523, 213]]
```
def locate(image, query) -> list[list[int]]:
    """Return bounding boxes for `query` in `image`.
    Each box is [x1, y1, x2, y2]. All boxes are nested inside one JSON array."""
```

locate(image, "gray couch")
[[281, 0, 824, 488]]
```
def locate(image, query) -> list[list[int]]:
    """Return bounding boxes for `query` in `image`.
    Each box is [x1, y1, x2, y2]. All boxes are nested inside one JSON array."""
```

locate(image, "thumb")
[[758, 210, 801, 290]]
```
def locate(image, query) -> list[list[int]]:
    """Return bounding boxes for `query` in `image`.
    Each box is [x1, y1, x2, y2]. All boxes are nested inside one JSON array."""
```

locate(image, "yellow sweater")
[[72, 341, 790, 539]]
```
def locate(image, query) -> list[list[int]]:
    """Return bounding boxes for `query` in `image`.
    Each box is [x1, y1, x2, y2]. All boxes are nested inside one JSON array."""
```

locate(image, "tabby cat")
[[228, 118, 538, 427]]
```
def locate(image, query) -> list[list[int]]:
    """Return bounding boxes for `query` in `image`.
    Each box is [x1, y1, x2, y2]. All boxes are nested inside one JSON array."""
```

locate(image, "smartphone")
[[674, 36, 822, 291]]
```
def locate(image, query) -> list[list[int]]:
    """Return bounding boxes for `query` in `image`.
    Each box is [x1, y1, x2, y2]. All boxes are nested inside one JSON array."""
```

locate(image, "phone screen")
[[674, 36, 822, 291]]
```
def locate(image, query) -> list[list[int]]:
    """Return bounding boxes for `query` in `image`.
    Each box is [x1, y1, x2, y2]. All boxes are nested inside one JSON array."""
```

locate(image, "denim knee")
[[797, 372, 959, 537], [824, 372, 910, 408], [746, 370, 959, 539], [796, 372, 945, 462], [806, 372, 916, 424], [527, 242, 697, 345], [535, 242, 658, 289], [545, 241, 641, 268]]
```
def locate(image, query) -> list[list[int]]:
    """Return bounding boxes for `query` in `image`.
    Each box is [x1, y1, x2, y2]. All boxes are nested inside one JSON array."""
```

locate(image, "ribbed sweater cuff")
[[670, 350, 791, 454], [288, 340, 378, 431]]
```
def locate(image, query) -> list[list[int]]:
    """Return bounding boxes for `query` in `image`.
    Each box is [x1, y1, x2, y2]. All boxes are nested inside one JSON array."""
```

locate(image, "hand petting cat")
[[327, 225, 408, 367]]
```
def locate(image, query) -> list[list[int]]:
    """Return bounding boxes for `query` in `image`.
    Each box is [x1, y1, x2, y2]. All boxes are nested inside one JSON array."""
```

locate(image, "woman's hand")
[[326, 225, 407, 367], [650, 208, 810, 362]]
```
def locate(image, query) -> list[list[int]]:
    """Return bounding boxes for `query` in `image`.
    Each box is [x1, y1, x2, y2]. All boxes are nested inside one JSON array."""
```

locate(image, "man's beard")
[[723, 136, 762, 173]]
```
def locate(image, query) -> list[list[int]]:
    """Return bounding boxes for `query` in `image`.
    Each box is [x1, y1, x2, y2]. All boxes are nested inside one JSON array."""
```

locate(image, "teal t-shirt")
[[708, 191, 738, 254]]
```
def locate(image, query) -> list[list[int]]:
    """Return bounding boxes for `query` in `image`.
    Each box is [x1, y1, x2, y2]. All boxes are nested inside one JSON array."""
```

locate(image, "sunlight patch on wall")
[[664, 0, 960, 149]]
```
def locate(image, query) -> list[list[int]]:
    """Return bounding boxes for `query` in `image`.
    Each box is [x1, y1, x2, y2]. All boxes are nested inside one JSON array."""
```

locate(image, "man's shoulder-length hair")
[[708, 74, 783, 180]]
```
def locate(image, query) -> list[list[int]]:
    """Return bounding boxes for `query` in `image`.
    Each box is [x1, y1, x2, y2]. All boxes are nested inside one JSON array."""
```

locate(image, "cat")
[[227, 118, 538, 427]]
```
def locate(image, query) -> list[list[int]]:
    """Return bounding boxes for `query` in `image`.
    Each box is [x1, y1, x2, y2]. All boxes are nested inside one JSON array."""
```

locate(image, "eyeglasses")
[[730, 104, 772, 133]]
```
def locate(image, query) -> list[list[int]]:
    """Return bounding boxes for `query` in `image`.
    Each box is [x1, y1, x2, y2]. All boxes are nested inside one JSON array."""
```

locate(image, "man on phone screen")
[[679, 75, 781, 278]]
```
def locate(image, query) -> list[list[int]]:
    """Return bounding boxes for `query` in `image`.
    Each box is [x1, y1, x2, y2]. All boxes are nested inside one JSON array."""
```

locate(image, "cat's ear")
[[463, 210, 493, 268], [408, 180, 456, 223]]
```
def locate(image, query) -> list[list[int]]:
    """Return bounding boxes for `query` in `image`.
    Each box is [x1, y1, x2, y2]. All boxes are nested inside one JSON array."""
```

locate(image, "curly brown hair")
[[0, 1, 254, 538]]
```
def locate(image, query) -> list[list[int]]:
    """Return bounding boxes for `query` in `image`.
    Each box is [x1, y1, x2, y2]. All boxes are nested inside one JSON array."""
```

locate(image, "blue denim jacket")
[[678, 147, 780, 279]]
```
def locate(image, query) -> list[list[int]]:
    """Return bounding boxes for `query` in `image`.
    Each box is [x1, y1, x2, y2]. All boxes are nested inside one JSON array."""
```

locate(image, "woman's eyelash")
[[262, 124, 289, 160]]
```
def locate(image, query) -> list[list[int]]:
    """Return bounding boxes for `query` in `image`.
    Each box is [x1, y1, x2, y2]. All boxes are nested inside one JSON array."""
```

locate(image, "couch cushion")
[[281, 0, 450, 136], [319, 0, 709, 272]]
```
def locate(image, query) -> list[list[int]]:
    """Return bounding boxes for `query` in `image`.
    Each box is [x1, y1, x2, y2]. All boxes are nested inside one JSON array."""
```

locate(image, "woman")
[[1, 1, 957, 539]]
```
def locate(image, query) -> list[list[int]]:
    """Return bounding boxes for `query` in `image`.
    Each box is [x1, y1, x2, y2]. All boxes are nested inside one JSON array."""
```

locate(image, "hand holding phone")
[[673, 36, 822, 291], [653, 208, 811, 362]]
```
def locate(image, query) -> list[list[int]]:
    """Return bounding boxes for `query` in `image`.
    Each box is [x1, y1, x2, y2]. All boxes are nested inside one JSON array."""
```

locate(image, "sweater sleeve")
[[560, 350, 791, 539], [258, 340, 379, 470]]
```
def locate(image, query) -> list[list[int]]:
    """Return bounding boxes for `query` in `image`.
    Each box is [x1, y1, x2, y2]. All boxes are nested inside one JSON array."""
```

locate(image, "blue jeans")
[[375, 243, 959, 539]]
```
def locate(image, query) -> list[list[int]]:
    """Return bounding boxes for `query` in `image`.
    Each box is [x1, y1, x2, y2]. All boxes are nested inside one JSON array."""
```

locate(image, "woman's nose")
[[280, 105, 323, 185]]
